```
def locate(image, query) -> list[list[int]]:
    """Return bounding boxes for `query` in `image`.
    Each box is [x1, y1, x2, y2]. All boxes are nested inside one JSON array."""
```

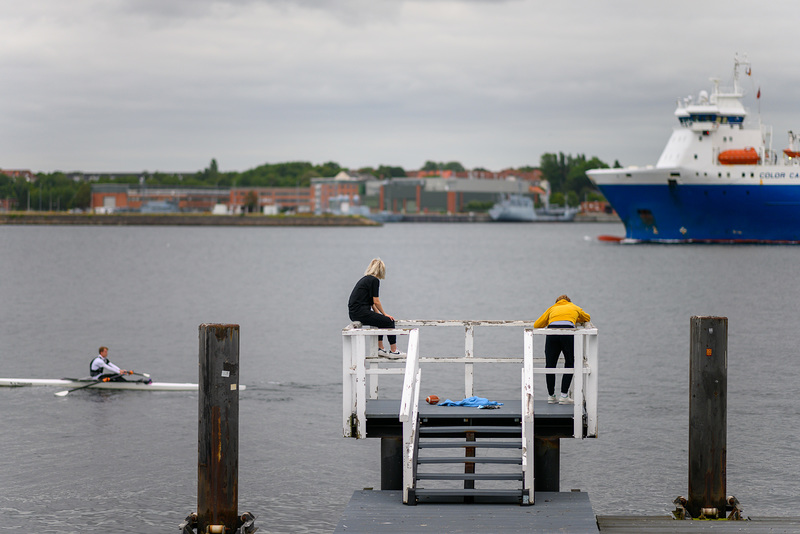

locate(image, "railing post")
[[464, 323, 474, 398], [584, 329, 599, 437], [354, 334, 367, 439], [400, 330, 421, 504], [522, 329, 535, 504], [197, 323, 241, 533], [572, 331, 586, 438], [342, 332, 355, 437], [687, 316, 727, 518]]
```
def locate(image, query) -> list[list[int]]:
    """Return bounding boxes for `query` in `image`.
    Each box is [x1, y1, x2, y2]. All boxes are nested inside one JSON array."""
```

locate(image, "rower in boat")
[[90, 346, 151, 384]]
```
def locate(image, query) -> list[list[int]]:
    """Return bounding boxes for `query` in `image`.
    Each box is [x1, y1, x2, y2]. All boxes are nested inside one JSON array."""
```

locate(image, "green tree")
[[422, 160, 439, 171], [540, 152, 610, 200], [244, 190, 259, 213], [443, 161, 465, 172], [566, 191, 579, 207], [376, 165, 406, 178], [72, 182, 92, 210], [549, 191, 565, 207]]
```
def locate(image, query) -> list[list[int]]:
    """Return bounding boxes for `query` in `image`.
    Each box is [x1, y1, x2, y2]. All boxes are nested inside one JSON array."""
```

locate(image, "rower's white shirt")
[[91, 355, 121, 377]]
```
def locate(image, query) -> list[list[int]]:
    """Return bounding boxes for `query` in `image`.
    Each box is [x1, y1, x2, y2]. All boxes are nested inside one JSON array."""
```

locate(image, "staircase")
[[407, 418, 528, 505]]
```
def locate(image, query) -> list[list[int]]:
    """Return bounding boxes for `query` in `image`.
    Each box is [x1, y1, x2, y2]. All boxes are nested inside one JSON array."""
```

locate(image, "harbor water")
[[2, 222, 800, 532]]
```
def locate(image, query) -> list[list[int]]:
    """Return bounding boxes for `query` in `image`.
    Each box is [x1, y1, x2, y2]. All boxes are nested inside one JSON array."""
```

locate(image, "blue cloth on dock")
[[437, 396, 503, 408]]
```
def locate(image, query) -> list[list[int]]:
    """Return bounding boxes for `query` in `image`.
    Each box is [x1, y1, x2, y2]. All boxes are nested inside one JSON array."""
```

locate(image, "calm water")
[[2, 222, 800, 532]]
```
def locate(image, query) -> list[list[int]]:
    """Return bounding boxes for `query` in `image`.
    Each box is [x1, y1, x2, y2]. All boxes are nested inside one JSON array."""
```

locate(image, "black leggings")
[[94, 373, 127, 382], [545, 328, 575, 395], [350, 310, 396, 345]]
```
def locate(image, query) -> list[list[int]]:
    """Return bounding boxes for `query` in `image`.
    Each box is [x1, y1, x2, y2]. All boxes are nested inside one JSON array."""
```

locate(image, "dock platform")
[[336, 492, 800, 533], [335, 489, 598, 533]]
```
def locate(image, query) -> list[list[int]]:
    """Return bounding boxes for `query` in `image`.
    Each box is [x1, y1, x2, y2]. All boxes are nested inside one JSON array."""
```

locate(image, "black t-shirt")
[[348, 275, 379, 317]]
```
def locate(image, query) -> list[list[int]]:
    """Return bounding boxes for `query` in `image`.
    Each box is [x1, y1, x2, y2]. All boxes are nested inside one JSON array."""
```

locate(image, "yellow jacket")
[[534, 299, 591, 328]]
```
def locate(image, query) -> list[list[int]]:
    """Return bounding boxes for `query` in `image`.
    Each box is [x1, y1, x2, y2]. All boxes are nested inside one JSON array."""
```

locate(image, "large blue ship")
[[587, 55, 800, 243]]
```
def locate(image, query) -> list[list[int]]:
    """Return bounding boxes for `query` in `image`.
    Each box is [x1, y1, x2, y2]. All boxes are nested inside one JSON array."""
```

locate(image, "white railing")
[[342, 323, 420, 438], [522, 325, 599, 499], [398, 331, 422, 504], [342, 320, 598, 505]]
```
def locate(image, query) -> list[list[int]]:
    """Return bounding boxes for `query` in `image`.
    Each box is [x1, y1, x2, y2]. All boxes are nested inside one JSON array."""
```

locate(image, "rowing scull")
[[0, 378, 245, 391]]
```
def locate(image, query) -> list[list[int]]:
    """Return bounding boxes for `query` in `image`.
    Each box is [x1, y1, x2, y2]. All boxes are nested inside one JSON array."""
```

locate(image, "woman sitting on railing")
[[534, 294, 591, 405], [348, 258, 402, 358]]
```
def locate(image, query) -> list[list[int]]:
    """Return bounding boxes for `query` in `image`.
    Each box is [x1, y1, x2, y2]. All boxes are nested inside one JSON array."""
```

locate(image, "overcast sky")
[[3, 0, 799, 174]]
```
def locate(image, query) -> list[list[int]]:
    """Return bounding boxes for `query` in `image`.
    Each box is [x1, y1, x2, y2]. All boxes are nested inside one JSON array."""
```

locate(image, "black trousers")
[[545, 326, 575, 395], [94, 373, 127, 382], [350, 310, 396, 345]]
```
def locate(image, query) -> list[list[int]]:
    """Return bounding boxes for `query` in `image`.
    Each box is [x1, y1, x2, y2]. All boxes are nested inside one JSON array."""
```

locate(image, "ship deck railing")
[[342, 319, 599, 505]]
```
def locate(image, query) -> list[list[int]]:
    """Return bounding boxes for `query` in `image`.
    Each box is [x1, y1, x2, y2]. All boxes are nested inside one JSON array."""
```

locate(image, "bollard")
[[687, 316, 727, 519], [198, 324, 241, 533]]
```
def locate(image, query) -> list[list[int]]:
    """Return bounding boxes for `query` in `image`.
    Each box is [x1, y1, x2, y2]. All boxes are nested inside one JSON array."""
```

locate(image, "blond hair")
[[555, 294, 571, 303], [364, 258, 386, 279]]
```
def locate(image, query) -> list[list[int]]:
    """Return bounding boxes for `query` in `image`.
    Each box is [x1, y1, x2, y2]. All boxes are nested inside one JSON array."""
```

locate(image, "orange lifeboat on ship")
[[784, 149, 800, 158], [718, 147, 760, 165]]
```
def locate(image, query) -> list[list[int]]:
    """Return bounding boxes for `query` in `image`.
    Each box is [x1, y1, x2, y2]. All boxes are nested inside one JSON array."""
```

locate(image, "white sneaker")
[[384, 350, 405, 359], [547, 395, 557, 404], [377, 348, 388, 357], [558, 395, 573, 405]]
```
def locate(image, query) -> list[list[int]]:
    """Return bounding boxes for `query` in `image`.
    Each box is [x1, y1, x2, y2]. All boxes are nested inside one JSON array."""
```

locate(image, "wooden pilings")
[[534, 437, 560, 492], [687, 316, 727, 518], [197, 324, 241, 533], [381, 437, 403, 490]]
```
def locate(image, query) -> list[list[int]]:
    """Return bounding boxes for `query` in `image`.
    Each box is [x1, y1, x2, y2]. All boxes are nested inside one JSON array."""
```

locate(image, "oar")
[[55, 374, 121, 397], [129, 371, 150, 378]]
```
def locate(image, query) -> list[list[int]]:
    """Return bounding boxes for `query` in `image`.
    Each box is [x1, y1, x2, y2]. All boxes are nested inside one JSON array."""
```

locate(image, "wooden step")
[[419, 425, 520, 434], [413, 488, 524, 498], [417, 457, 521, 464], [416, 472, 522, 481], [418, 440, 521, 449]]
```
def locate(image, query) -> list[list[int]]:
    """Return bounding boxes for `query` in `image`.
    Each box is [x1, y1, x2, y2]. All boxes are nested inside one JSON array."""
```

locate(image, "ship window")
[[670, 172, 680, 177], [694, 155, 698, 159]]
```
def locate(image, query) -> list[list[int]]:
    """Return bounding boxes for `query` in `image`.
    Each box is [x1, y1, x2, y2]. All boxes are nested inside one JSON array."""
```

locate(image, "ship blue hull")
[[598, 183, 800, 243]]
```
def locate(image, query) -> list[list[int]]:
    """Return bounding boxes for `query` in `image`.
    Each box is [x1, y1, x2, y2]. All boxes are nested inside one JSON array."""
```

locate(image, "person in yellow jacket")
[[534, 295, 591, 404]]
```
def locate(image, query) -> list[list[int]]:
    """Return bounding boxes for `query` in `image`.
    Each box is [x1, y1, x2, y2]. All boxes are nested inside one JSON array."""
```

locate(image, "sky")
[[2, 0, 799, 174]]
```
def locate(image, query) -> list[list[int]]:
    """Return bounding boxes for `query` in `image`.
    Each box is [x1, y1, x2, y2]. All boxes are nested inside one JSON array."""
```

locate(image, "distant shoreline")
[[0, 212, 381, 227], [0, 211, 620, 226]]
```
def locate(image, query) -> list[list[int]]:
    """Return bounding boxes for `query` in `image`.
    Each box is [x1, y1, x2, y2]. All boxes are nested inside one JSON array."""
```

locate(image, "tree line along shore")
[[0, 212, 381, 226], [1, 154, 618, 213]]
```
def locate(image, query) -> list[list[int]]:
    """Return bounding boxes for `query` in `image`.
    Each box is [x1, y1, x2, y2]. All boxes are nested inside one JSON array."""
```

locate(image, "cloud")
[[1, 0, 799, 172]]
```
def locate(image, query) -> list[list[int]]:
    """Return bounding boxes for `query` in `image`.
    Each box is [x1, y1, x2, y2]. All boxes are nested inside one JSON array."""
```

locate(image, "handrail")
[[398, 330, 421, 423]]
